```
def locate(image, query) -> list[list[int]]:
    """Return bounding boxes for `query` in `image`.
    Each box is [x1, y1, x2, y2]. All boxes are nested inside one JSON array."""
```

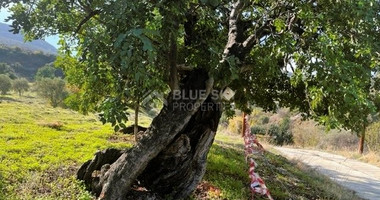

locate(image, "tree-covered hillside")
[[0, 22, 57, 80], [0, 46, 56, 80]]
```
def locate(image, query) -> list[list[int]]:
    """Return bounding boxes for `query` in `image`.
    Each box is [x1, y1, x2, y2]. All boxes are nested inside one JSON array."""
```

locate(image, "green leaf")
[[274, 18, 285, 32], [115, 34, 126, 48]]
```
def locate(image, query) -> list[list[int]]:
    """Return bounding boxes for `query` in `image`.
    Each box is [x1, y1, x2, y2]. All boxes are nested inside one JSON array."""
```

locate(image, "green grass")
[[0, 93, 132, 199], [0, 92, 362, 199]]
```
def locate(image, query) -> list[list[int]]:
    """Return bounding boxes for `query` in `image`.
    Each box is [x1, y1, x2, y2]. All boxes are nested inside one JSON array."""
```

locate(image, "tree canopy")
[[0, 74, 12, 95], [36, 78, 68, 107], [34, 63, 63, 81], [0, 63, 17, 79], [12, 78, 29, 96], [3, 0, 379, 132]]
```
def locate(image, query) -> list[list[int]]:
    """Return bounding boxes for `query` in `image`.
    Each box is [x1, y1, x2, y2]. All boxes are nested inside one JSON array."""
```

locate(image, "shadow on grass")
[[23, 95, 36, 99], [0, 96, 21, 102], [0, 172, 5, 199], [202, 141, 362, 200]]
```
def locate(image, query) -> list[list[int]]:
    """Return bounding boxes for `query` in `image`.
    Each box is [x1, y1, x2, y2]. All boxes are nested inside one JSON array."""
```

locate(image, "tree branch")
[[222, 0, 246, 60], [177, 64, 195, 71], [242, 23, 272, 49], [75, 9, 101, 34]]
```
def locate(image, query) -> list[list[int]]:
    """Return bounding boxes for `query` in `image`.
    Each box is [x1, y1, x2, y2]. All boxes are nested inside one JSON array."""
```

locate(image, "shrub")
[[251, 126, 266, 135], [36, 78, 68, 107], [279, 117, 291, 131], [261, 116, 270, 124], [0, 74, 12, 95], [267, 124, 281, 144], [35, 64, 57, 81], [266, 124, 293, 146], [12, 78, 29, 96]]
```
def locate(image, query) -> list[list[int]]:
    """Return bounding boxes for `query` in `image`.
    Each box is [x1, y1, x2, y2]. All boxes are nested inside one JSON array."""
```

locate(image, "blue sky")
[[0, 8, 60, 49]]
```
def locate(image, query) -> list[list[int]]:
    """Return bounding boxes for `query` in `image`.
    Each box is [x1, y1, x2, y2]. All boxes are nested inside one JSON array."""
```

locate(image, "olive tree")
[[0, 74, 12, 95], [2, 0, 379, 199], [35, 63, 57, 81], [12, 78, 29, 96], [0, 63, 17, 79], [36, 78, 68, 107]]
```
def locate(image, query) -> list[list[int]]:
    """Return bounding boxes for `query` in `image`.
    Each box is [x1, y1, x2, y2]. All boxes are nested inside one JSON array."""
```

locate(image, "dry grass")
[[358, 151, 380, 167], [291, 119, 323, 148], [290, 119, 380, 167], [317, 131, 358, 151], [327, 150, 380, 168], [38, 121, 64, 130]]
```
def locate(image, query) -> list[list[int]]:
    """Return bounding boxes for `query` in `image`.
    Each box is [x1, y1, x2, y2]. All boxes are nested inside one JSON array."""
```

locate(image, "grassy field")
[[0, 92, 362, 199]]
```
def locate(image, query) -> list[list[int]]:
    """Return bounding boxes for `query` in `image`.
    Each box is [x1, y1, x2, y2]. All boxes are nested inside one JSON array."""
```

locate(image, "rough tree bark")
[[78, 69, 220, 199]]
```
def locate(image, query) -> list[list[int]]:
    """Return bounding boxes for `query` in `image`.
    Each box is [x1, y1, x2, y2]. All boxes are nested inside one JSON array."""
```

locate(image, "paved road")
[[274, 147, 380, 200]]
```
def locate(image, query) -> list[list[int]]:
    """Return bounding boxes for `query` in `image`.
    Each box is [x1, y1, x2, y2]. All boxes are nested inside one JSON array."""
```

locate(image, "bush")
[[266, 124, 293, 146], [279, 117, 291, 131], [36, 78, 68, 107], [261, 116, 270, 124], [251, 126, 266, 135], [12, 78, 29, 96], [35, 64, 57, 81], [0, 74, 12, 95]]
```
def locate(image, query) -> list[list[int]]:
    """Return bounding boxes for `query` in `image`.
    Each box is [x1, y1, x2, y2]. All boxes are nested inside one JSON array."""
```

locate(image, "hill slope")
[[0, 23, 57, 55], [0, 46, 56, 80], [0, 23, 57, 80]]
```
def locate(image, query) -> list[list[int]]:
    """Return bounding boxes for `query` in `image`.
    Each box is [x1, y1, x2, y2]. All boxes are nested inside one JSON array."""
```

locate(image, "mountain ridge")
[[0, 22, 57, 55]]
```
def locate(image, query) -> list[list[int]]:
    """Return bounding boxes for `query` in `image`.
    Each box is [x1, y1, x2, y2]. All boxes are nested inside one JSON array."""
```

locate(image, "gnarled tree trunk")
[[77, 69, 222, 199]]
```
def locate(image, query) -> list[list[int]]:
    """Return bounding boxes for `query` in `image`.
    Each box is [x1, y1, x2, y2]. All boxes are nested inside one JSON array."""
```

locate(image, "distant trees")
[[0, 45, 56, 80], [0, 74, 12, 95], [35, 64, 57, 81], [0, 63, 17, 79], [12, 78, 29, 96], [36, 78, 68, 107]]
